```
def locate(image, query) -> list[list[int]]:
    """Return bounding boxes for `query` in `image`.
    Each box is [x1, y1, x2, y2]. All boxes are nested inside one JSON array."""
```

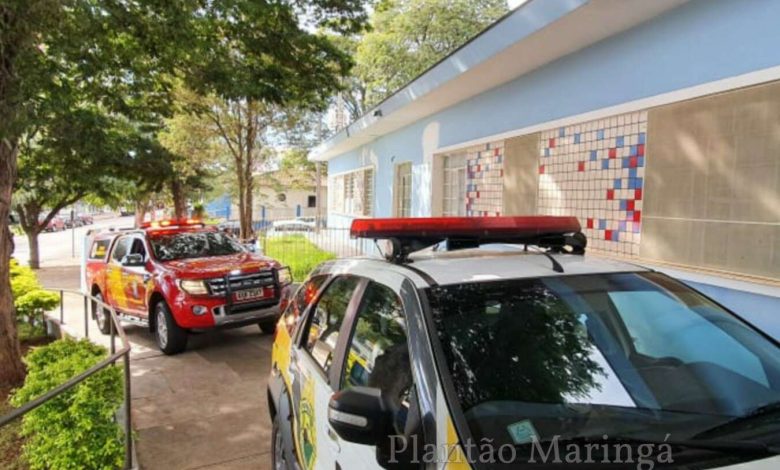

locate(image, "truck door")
[[121, 237, 150, 316], [334, 280, 424, 469], [291, 275, 364, 470], [107, 236, 131, 311]]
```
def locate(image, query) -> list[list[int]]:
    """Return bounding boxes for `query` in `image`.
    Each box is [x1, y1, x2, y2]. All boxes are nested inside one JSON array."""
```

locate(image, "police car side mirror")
[[121, 253, 145, 267], [328, 387, 393, 446]]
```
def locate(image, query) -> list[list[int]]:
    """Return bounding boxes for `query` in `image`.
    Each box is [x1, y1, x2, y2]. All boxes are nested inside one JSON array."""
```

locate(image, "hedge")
[[10, 259, 60, 338], [10, 339, 125, 470]]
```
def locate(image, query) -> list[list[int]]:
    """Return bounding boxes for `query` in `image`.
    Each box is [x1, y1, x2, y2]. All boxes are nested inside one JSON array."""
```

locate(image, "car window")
[[304, 276, 361, 373], [89, 239, 112, 260], [111, 237, 130, 263], [341, 282, 412, 431], [129, 238, 146, 258], [283, 275, 328, 336]]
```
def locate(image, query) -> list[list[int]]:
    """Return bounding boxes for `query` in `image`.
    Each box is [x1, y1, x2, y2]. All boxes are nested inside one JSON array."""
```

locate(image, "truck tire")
[[93, 292, 112, 335], [259, 319, 277, 335], [154, 301, 188, 355], [272, 412, 289, 470]]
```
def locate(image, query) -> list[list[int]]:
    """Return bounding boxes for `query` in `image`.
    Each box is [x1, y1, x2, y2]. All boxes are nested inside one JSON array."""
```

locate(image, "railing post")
[[123, 352, 133, 469], [84, 297, 89, 339], [110, 315, 116, 355], [60, 290, 64, 324]]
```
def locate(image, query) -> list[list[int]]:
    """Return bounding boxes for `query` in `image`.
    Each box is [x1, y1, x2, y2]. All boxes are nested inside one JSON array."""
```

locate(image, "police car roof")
[[318, 246, 649, 288]]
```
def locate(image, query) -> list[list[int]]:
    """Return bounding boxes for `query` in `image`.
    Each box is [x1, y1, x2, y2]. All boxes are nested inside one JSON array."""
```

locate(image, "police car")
[[268, 216, 780, 469]]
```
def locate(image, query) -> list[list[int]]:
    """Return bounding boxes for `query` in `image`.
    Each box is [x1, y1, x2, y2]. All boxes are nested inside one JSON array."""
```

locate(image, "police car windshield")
[[149, 231, 245, 261], [426, 272, 780, 453]]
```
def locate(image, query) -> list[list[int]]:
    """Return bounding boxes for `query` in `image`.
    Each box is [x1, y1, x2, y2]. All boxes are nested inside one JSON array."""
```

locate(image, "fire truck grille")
[[207, 271, 276, 296]]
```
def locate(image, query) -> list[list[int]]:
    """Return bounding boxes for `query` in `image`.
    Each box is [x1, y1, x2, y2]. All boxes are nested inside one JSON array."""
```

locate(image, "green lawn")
[[263, 234, 336, 282]]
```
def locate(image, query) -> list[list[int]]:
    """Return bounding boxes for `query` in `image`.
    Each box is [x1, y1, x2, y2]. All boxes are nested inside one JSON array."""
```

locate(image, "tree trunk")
[[0, 140, 26, 386], [26, 230, 40, 269], [170, 178, 187, 219]]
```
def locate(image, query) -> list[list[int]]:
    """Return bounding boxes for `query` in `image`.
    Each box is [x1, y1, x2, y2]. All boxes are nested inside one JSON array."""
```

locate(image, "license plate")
[[234, 288, 266, 302]]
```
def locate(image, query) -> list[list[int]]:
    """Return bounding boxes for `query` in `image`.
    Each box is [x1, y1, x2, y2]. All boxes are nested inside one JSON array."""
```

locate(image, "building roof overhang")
[[310, 0, 688, 162]]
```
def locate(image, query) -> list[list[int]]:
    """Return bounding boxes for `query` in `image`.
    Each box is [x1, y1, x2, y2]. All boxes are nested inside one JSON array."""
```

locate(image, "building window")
[[393, 162, 412, 217], [329, 167, 374, 216], [443, 154, 466, 216], [307, 195, 317, 208]]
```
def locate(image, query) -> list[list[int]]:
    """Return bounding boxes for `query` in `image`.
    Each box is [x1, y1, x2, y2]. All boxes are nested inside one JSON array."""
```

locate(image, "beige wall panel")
[[642, 81, 780, 278], [502, 133, 539, 215]]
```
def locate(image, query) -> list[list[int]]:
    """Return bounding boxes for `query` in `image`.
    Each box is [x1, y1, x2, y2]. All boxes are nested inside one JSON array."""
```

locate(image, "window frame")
[[328, 166, 375, 217], [393, 162, 413, 218], [110, 236, 132, 264], [297, 274, 368, 388]]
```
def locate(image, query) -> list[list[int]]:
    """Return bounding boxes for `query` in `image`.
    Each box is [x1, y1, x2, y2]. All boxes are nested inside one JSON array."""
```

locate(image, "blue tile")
[[616, 136, 624, 148], [629, 145, 637, 156], [597, 129, 605, 140], [639, 133, 646, 145], [638, 156, 645, 167], [602, 159, 610, 170], [636, 177, 644, 188], [628, 178, 636, 189], [622, 157, 630, 168], [544, 148, 550, 157], [619, 220, 627, 232], [629, 168, 637, 179], [627, 211, 634, 220], [590, 150, 598, 161], [612, 231, 620, 241], [619, 199, 628, 210], [633, 223, 641, 234], [598, 219, 607, 230], [574, 133, 580, 144], [497, 156, 502, 163], [559, 128, 565, 138], [613, 178, 622, 189]]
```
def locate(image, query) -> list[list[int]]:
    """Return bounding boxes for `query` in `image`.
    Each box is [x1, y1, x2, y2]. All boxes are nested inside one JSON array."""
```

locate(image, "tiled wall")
[[537, 111, 648, 255], [466, 141, 504, 216]]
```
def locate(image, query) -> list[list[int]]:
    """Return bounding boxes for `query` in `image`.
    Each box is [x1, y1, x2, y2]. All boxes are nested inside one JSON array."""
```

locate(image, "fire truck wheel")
[[259, 320, 277, 335], [154, 301, 188, 355], [93, 292, 111, 335]]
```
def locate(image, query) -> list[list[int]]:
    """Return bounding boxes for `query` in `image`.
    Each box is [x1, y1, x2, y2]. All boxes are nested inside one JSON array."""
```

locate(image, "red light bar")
[[350, 216, 581, 240], [140, 219, 205, 230]]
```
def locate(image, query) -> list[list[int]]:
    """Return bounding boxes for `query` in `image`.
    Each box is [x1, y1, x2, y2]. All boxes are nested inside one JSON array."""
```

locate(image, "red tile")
[[476, 191, 480, 198], [605, 230, 613, 241], [609, 148, 617, 159], [633, 210, 642, 222], [494, 148, 500, 156], [549, 138, 555, 148], [635, 188, 642, 200], [500, 169, 504, 177], [607, 189, 614, 200], [627, 200, 635, 211], [629, 156, 638, 168], [539, 165, 545, 174], [637, 144, 645, 156], [586, 218, 594, 229], [578, 161, 585, 172]]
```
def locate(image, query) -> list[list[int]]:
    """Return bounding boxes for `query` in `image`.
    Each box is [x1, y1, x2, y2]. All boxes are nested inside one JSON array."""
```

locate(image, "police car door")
[[333, 276, 427, 470], [295, 275, 364, 470]]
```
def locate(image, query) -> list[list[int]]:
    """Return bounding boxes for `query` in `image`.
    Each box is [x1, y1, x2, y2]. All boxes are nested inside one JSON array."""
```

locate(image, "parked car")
[[268, 216, 780, 470], [272, 217, 315, 232], [77, 213, 94, 225], [42, 216, 65, 232], [84, 219, 294, 354]]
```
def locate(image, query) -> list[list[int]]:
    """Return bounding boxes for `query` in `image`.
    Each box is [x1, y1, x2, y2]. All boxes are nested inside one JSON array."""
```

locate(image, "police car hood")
[[162, 253, 277, 278]]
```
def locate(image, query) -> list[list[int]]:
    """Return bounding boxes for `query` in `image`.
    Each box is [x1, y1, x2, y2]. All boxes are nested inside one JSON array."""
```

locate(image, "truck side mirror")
[[328, 387, 393, 445], [121, 253, 145, 267]]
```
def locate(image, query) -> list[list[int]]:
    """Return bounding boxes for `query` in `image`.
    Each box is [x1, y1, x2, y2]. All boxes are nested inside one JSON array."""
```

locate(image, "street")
[[12, 214, 134, 268]]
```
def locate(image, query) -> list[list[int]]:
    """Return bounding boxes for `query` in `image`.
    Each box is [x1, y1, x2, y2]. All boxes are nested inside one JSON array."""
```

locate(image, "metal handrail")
[[0, 289, 134, 469]]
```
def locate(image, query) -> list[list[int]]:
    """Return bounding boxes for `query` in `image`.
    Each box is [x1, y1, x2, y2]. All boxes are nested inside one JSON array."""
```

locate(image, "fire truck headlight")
[[179, 280, 209, 296], [277, 267, 293, 286]]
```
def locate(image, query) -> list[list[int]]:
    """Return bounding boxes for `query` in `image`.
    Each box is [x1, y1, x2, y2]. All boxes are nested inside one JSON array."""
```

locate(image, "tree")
[[0, 0, 367, 385], [353, 0, 507, 109]]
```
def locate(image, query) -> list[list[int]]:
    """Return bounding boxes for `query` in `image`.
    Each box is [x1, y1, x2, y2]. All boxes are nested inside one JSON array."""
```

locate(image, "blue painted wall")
[[327, 0, 780, 227]]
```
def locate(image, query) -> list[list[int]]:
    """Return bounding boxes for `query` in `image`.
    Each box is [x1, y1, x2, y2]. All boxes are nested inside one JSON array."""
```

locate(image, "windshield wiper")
[[695, 401, 780, 438]]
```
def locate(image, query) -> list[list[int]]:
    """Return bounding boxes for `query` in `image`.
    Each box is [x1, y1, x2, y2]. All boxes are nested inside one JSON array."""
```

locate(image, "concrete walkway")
[[39, 266, 275, 470]]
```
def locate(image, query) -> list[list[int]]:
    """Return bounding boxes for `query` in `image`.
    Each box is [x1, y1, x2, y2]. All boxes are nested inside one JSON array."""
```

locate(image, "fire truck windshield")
[[150, 231, 245, 261]]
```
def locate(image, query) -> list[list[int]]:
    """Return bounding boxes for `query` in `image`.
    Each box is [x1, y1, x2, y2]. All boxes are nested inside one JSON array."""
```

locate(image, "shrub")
[[10, 259, 60, 338], [10, 339, 125, 470]]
